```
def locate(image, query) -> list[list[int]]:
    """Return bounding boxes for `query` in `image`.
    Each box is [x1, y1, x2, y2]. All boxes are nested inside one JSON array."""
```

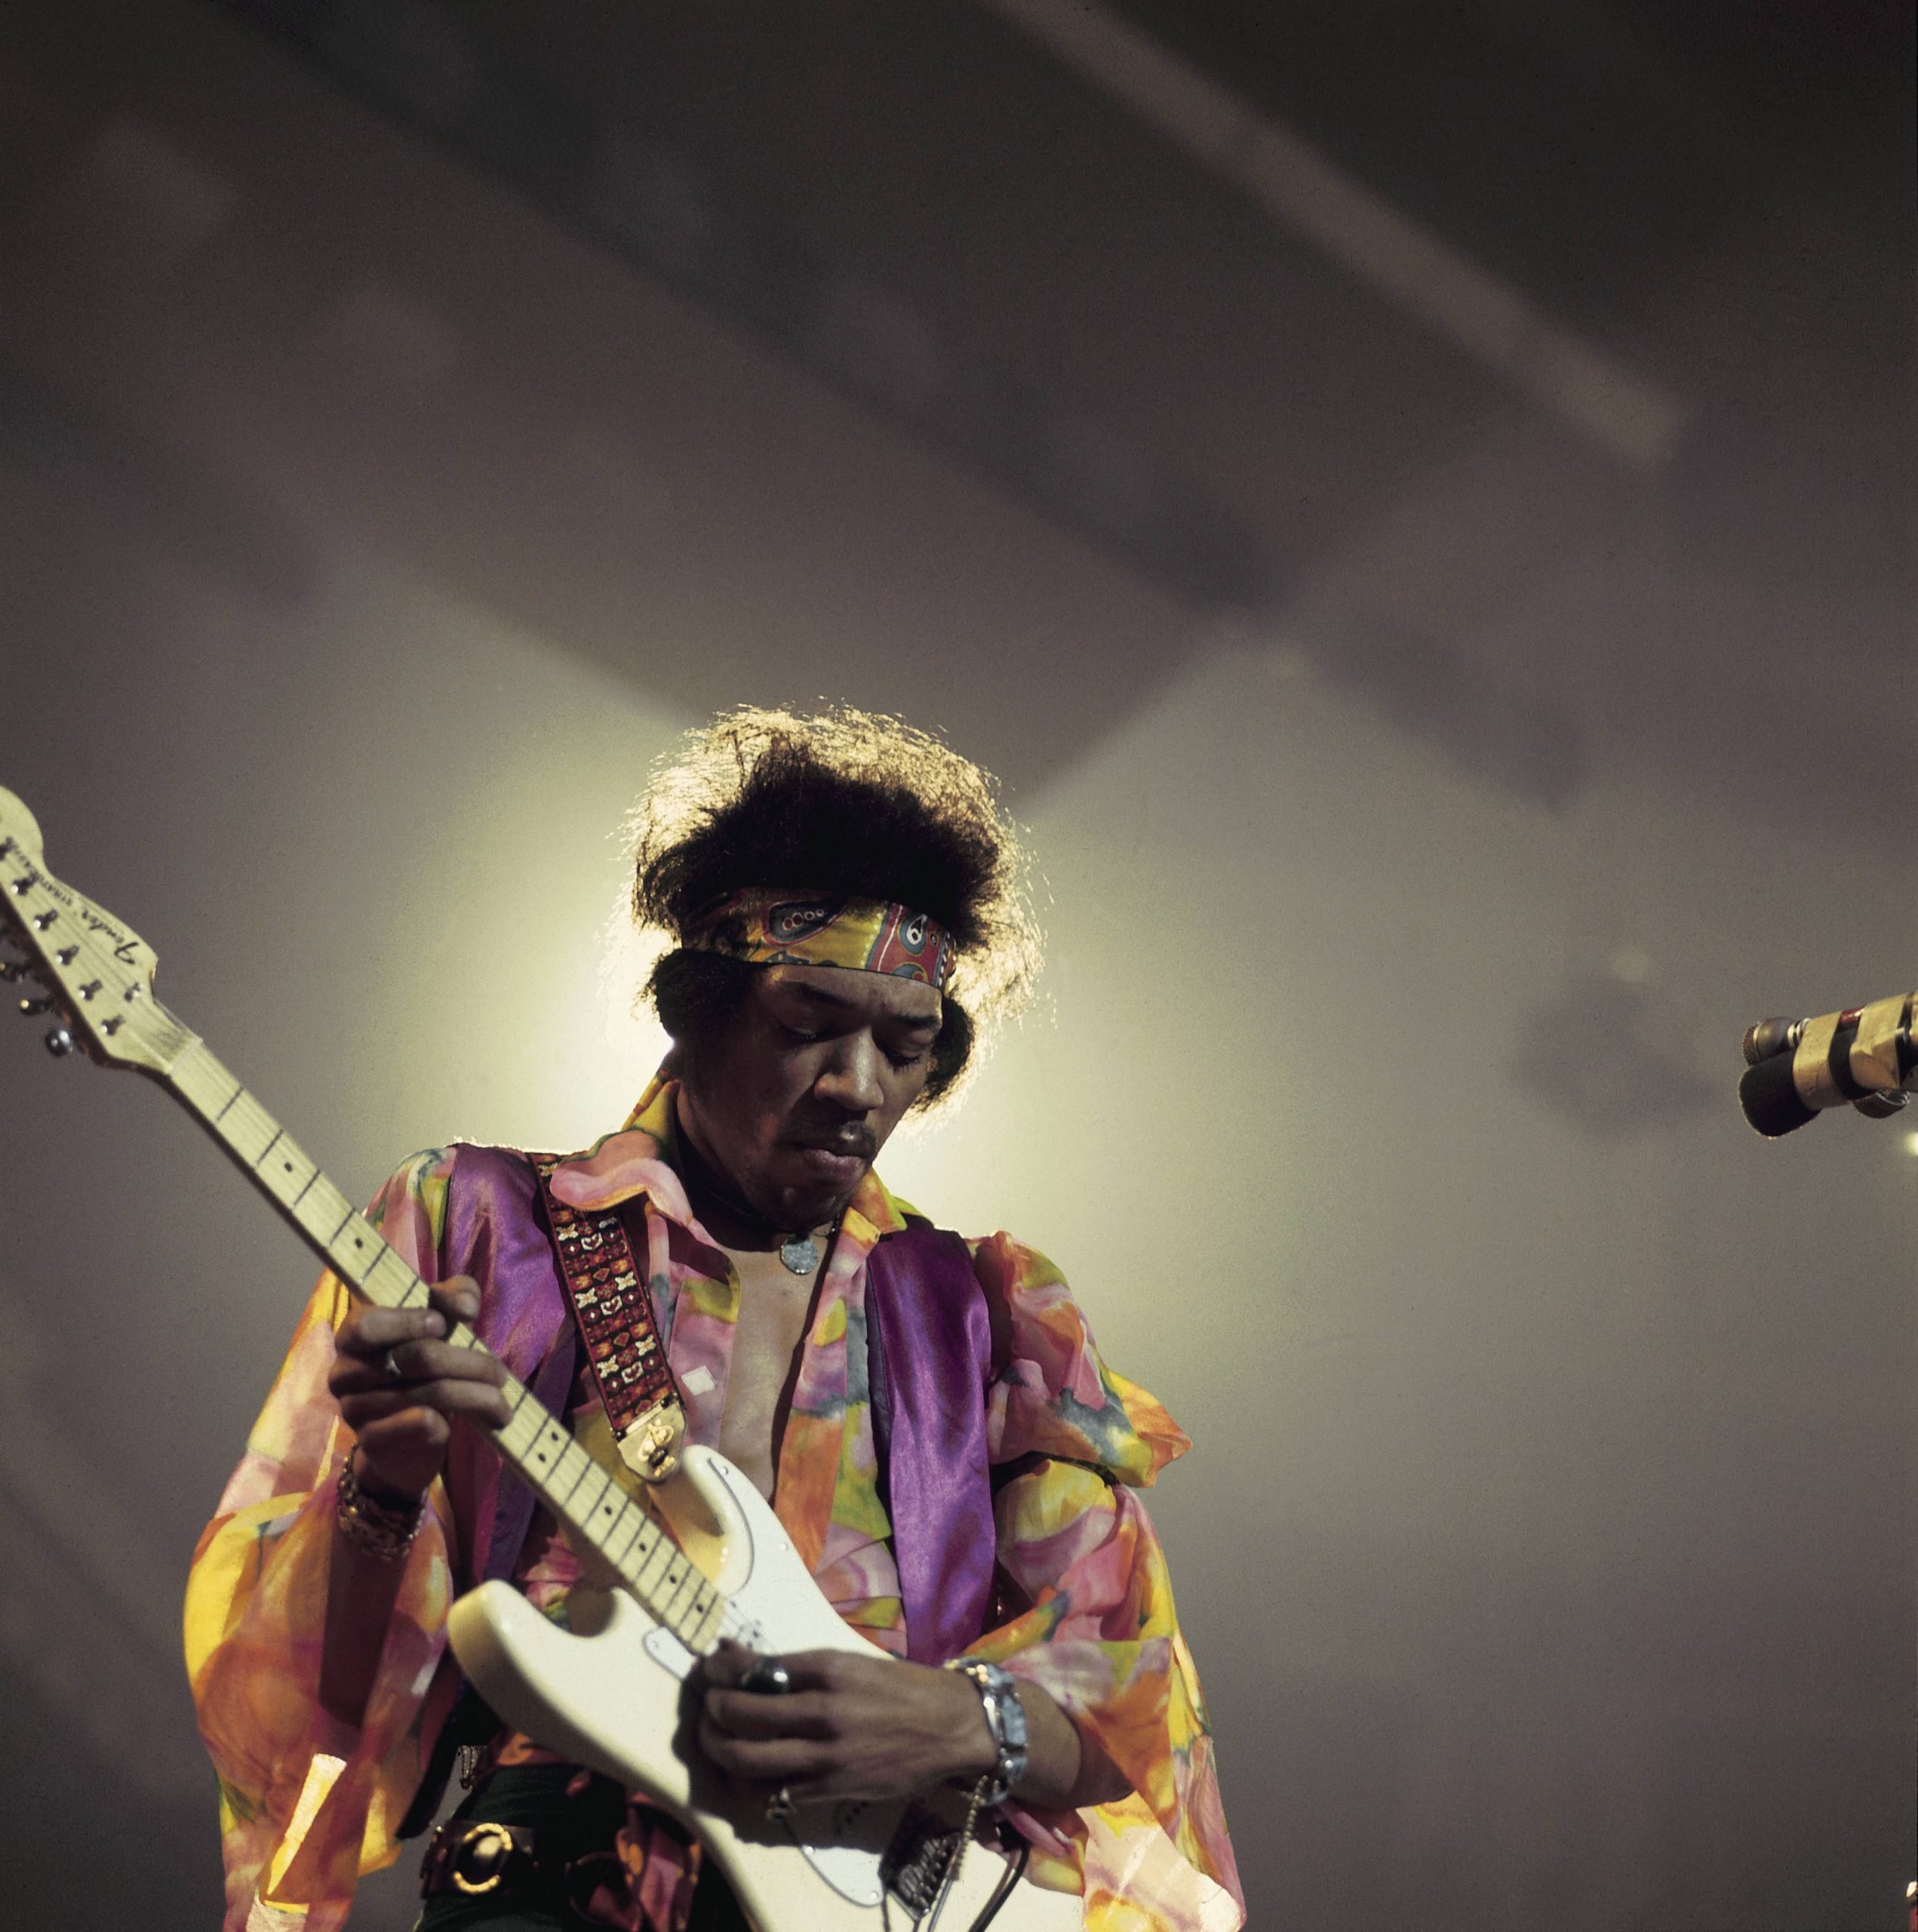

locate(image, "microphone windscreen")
[[1739, 1054, 1818, 1137], [1741, 1017, 1800, 1066]]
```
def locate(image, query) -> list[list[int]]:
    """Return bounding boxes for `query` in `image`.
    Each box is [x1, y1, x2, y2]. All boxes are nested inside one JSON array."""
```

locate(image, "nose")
[[812, 1033, 885, 1114]]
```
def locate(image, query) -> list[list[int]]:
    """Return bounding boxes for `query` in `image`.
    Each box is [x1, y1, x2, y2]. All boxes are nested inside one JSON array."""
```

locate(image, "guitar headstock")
[[0, 786, 190, 1077]]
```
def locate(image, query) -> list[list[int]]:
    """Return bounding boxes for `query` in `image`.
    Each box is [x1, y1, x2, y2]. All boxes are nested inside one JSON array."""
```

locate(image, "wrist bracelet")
[[945, 1659, 1029, 1806], [335, 1454, 424, 1562]]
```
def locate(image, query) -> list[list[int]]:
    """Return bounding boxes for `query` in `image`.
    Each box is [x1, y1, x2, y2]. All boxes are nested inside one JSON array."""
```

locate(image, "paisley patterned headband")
[[682, 888, 955, 992]]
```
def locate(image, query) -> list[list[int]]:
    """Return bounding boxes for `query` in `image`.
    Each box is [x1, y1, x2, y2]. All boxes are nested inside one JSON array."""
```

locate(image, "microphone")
[[1738, 993, 1916, 1137]]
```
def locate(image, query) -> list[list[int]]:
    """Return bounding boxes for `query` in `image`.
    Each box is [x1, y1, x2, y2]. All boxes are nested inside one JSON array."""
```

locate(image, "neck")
[[672, 1097, 836, 1251]]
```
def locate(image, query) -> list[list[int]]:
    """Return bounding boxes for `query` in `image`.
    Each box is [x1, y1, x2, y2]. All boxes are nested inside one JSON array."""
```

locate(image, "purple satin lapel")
[[435, 1144, 577, 1591], [865, 1224, 997, 1664], [397, 1143, 579, 1838]]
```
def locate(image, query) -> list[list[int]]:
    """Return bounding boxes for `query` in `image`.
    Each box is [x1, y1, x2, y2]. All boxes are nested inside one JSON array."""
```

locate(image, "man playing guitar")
[[187, 708, 1240, 1932]]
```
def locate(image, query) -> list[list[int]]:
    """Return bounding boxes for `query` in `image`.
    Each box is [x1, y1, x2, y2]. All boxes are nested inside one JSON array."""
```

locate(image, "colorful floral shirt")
[[186, 1078, 1243, 1932]]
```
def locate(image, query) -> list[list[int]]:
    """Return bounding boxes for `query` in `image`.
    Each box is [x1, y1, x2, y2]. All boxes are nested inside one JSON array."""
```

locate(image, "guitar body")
[[448, 1447, 1081, 1932]]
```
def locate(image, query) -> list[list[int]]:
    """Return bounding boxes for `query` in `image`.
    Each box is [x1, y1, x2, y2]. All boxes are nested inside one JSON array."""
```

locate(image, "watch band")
[[945, 1659, 1030, 1805]]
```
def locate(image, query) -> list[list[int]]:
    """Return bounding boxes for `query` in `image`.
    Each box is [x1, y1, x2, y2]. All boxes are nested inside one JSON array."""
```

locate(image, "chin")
[[768, 1157, 868, 1226], [771, 1184, 853, 1229]]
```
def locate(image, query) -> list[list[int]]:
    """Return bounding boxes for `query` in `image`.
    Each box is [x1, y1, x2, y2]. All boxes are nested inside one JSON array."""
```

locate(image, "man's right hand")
[[327, 1278, 512, 1504]]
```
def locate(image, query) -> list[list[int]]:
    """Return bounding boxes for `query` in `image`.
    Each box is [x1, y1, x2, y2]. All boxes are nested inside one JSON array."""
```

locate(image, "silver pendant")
[[779, 1233, 821, 1275]]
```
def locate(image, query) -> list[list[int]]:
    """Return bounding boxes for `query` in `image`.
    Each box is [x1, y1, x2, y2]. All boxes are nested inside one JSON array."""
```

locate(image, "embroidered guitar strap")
[[531, 1153, 685, 1484]]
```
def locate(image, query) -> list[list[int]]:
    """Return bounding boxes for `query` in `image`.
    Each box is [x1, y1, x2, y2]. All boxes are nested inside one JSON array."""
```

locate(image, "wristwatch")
[[945, 1659, 1030, 1805]]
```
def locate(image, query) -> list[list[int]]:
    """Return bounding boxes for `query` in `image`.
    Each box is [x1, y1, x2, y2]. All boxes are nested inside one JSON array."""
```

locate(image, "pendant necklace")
[[779, 1232, 822, 1275]]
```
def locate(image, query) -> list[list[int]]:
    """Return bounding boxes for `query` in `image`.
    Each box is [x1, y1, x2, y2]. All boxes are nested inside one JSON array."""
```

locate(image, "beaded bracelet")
[[335, 1455, 424, 1561]]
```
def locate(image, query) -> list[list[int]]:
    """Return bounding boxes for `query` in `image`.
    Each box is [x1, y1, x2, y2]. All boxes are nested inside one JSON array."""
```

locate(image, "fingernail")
[[423, 1312, 446, 1337]]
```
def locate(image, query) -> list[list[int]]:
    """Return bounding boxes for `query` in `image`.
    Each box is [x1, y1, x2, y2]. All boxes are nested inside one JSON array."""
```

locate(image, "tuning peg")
[[43, 1025, 75, 1057], [0, 958, 27, 983], [17, 995, 55, 1016]]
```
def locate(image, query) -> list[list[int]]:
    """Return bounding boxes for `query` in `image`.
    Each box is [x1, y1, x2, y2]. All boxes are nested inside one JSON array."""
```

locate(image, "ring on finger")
[[383, 1349, 404, 1381]]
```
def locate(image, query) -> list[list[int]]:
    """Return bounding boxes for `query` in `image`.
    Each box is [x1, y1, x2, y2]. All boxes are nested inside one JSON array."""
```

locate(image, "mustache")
[[785, 1121, 879, 1160]]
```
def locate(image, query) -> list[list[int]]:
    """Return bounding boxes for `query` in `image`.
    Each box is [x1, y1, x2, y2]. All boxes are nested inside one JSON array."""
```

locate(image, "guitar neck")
[[164, 1032, 728, 1655]]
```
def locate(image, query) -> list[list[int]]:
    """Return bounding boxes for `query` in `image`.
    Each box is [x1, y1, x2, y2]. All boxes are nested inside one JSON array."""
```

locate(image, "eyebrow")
[[782, 980, 942, 1028]]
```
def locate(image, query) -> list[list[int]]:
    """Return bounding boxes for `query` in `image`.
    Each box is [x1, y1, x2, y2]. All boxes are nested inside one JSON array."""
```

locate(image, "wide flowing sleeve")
[[964, 1235, 1243, 1932], [183, 1149, 466, 1932]]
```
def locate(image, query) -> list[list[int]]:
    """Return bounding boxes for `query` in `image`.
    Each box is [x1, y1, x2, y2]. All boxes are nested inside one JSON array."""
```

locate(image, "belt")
[[422, 1814, 624, 1904], [419, 1765, 743, 1932], [418, 1766, 632, 1926]]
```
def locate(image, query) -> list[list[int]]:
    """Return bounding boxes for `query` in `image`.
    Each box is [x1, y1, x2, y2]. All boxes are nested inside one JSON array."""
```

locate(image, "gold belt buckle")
[[450, 1820, 517, 1895]]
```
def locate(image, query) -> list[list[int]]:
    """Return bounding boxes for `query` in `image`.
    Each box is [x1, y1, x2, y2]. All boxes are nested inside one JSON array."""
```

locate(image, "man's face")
[[675, 963, 942, 1230]]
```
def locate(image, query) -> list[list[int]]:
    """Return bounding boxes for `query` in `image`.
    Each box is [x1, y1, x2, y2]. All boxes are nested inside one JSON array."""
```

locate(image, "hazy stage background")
[[0, 3, 1911, 1927]]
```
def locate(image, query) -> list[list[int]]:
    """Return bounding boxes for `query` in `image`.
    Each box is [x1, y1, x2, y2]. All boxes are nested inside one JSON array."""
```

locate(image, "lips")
[[792, 1146, 866, 1184], [782, 1128, 875, 1189], [785, 1126, 878, 1162]]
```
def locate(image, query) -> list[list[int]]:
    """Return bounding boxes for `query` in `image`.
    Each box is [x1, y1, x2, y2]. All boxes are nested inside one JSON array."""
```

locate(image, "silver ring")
[[740, 1658, 793, 1696], [383, 1349, 404, 1381], [765, 1786, 796, 1823]]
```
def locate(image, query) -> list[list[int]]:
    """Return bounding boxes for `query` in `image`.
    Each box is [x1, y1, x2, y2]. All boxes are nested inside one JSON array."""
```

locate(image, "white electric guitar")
[[0, 788, 1079, 1932]]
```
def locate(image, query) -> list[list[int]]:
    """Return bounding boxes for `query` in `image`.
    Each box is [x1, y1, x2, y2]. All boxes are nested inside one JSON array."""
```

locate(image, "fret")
[[361, 1246, 424, 1312], [292, 1174, 355, 1247], [662, 1561, 702, 1629], [493, 1390, 543, 1459], [687, 1593, 726, 1651], [546, 1439, 598, 1510], [325, 1217, 383, 1287], [677, 1583, 719, 1644], [567, 1463, 613, 1527], [656, 1552, 690, 1611], [216, 1094, 279, 1167], [168, 1039, 242, 1123], [579, 1484, 627, 1548], [521, 1418, 572, 1481], [255, 1131, 320, 1210], [601, 1505, 647, 1570], [632, 1530, 676, 1597], [622, 1520, 665, 1579], [613, 1518, 661, 1584]]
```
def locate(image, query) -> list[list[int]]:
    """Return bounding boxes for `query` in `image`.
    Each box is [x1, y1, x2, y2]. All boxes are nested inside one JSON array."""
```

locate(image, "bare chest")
[[715, 1247, 822, 1500]]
